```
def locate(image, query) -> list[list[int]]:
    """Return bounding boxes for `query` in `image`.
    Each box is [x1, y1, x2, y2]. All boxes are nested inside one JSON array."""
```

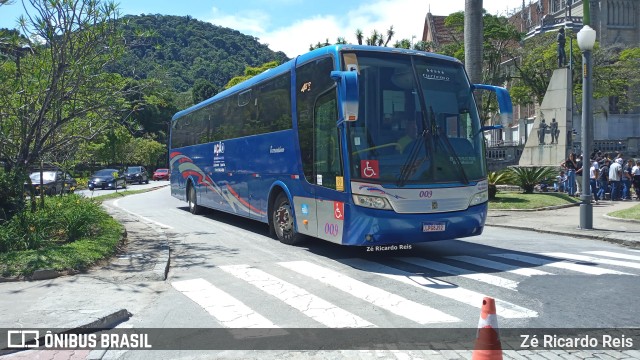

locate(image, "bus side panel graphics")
[[315, 198, 344, 244], [292, 195, 345, 244], [169, 151, 265, 216]]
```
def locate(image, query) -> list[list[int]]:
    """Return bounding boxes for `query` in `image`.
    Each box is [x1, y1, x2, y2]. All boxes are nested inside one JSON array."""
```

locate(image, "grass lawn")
[[90, 188, 156, 202], [489, 192, 579, 210], [608, 203, 640, 221]]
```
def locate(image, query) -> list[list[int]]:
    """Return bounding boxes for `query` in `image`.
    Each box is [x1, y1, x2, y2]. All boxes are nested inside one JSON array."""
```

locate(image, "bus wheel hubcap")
[[275, 206, 292, 232]]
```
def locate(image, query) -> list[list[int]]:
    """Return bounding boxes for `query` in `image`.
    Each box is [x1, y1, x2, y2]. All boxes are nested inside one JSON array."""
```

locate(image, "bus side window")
[[314, 90, 342, 190]]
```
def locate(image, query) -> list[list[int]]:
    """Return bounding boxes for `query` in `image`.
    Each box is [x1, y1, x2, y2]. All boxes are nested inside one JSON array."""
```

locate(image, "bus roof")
[[172, 45, 462, 122]]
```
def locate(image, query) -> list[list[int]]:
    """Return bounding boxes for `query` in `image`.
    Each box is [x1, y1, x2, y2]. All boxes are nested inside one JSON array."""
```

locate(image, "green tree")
[[310, 26, 397, 50], [0, 0, 138, 213], [224, 61, 279, 89], [125, 136, 165, 169], [192, 78, 219, 104], [440, 9, 521, 124]]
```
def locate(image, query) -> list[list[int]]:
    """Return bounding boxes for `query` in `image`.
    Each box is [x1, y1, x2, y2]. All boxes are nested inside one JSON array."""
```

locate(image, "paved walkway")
[[1, 198, 639, 359], [486, 199, 640, 248]]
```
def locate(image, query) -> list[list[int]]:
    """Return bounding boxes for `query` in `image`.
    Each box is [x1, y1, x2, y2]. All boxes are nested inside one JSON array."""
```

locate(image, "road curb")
[[0, 309, 132, 356], [603, 214, 640, 224], [488, 203, 580, 211], [485, 223, 640, 249], [152, 242, 171, 281]]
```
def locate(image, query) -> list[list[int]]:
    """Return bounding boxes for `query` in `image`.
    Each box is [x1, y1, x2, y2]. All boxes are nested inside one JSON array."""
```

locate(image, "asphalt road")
[[100, 187, 640, 358]]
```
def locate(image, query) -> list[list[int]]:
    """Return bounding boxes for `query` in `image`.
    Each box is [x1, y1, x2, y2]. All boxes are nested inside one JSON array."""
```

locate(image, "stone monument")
[[519, 67, 573, 167]]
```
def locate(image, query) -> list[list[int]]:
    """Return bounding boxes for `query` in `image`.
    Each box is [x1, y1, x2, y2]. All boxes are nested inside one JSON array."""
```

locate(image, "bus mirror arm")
[[471, 84, 513, 127], [479, 124, 503, 134], [331, 70, 359, 123]]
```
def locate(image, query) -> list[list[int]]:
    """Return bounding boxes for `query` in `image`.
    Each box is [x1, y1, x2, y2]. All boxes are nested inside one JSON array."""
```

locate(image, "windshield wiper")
[[397, 129, 429, 187], [432, 114, 469, 185]]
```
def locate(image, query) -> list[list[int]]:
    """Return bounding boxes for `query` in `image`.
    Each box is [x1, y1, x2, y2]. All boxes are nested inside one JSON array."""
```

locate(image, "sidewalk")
[[485, 199, 640, 248], [0, 201, 170, 334]]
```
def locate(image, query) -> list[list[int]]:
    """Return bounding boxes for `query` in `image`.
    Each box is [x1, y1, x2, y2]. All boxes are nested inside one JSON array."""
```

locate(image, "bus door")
[[312, 90, 345, 244], [294, 56, 345, 243]]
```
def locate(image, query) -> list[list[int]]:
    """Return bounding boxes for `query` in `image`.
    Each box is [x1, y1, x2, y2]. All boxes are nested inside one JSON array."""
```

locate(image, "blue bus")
[[170, 45, 511, 246]]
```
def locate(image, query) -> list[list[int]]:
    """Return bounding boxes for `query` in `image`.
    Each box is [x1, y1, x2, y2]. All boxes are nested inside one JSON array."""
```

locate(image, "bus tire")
[[188, 184, 201, 215], [272, 193, 304, 245]]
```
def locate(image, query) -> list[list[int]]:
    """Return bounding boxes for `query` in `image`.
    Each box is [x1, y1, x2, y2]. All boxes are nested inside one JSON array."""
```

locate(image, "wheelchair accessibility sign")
[[360, 160, 379, 179]]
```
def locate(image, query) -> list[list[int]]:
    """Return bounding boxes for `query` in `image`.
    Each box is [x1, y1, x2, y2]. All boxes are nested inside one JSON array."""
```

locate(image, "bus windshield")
[[344, 52, 485, 186]]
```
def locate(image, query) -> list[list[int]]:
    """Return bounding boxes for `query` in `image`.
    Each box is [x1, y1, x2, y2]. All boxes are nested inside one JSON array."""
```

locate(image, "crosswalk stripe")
[[491, 254, 631, 275], [218, 264, 375, 328], [446, 256, 553, 277], [171, 278, 279, 328], [340, 258, 538, 319], [395, 257, 519, 290], [542, 252, 640, 271], [278, 260, 460, 324], [583, 251, 640, 262]]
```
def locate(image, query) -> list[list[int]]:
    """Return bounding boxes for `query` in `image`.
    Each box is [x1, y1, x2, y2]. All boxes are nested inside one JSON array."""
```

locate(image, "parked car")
[[124, 166, 149, 184], [152, 168, 170, 181], [26, 171, 77, 195], [88, 169, 126, 190]]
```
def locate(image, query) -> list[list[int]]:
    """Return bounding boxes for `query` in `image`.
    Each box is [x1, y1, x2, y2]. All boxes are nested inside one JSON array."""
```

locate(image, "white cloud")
[[207, 6, 270, 35], [206, 0, 524, 58], [263, 0, 431, 57], [261, 16, 343, 57]]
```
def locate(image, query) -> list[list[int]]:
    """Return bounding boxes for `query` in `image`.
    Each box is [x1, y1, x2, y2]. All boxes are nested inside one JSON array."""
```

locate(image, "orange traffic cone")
[[472, 297, 503, 360]]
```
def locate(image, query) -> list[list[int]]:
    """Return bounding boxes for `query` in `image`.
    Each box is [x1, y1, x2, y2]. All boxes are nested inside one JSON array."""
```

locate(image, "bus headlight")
[[469, 190, 488, 206], [352, 195, 393, 210]]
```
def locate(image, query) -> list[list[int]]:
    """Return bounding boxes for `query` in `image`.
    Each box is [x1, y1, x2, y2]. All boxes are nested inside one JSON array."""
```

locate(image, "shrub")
[[0, 170, 26, 223], [487, 170, 513, 200], [0, 195, 103, 252], [507, 166, 558, 194]]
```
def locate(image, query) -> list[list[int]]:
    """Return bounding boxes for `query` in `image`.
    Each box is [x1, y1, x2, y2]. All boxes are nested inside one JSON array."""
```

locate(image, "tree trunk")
[[464, 0, 483, 85], [488, 184, 497, 200]]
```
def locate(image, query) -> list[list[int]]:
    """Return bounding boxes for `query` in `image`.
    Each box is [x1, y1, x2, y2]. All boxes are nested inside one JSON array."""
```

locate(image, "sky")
[[0, 0, 522, 58]]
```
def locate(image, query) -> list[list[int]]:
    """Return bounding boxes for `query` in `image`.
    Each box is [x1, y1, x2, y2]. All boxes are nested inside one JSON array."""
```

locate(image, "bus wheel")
[[188, 185, 200, 215], [272, 193, 304, 245]]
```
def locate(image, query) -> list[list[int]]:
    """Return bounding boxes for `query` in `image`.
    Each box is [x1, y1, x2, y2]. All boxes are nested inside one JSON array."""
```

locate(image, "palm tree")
[[508, 166, 558, 194], [355, 29, 363, 45], [487, 170, 512, 200], [464, 0, 483, 84], [384, 26, 395, 47]]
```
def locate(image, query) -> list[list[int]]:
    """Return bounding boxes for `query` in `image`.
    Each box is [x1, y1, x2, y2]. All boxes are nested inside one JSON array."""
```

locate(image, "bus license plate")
[[423, 222, 445, 232]]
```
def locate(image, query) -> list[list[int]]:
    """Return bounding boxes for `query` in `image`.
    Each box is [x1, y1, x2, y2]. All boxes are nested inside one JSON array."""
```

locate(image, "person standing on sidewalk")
[[575, 155, 583, 196], [609, 158, 623, 201], [622, 159, 633, 200], [632, 160, 640, 200], [598, 159, 610, 200], [561, 153, 577, 197], [589, 161, 600, 204]]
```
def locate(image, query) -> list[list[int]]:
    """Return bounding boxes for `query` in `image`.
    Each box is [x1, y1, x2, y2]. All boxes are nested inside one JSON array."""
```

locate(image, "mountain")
[[111, 14, 290, 92]]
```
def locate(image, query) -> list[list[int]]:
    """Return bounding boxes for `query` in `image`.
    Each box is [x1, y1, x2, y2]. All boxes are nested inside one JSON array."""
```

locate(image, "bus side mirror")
[[479, 124, 503, 133], [472, 84, 513, 126], [331, 70, 359, 123]]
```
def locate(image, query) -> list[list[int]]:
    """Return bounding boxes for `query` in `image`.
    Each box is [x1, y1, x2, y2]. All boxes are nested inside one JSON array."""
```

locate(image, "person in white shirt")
[[608, 158, 623, 200], [555, 171, 568, 192], [632, 160, 640, 200]]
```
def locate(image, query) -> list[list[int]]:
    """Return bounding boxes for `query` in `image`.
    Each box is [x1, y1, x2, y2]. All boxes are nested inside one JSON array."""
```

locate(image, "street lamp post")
[[577, 25, 596, 230]]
